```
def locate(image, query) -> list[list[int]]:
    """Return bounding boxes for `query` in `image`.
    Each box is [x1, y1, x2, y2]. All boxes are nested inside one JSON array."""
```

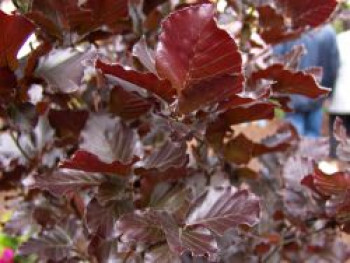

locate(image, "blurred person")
[[274, 24, 340, 138], [329, 23, 350, 157]]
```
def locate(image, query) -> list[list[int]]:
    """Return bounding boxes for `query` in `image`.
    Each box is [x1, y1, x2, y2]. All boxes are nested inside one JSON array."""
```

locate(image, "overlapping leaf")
[[48, 109, 89, 140], [145, 245, 181, 263], [135, 140, 188, 183], [185, 188, 260, 235], [27, 0, 129, 43], [96, 59, 174, 103], [161, 213, 218, 259], [132, 36, 157, 74], [36, 48, 96, 93], [32, 171, 105, 196], [0, 11, 34, 70], [206, 102, 275, 148], [0, 67, 17, 103], [252, 64, 329, 98], [257, 0, 338, 44], [155, 4, 243, 113], [304, 167, 350, 197], [85, 198, 132, 238], [116, 210, 165, 243], [60, 150, 137, 175], [224, 133, 292, 164], [18, 225, 74, 261], [109, 85, 152, 120], [81, 114, 138, 164], [277, 0, 338, 29]]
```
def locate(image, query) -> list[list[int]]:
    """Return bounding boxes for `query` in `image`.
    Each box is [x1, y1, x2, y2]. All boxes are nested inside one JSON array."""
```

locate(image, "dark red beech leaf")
[[60, 150, 138, 175], [18, 225, 73, 261], [85, 198, 133, 238], [48, 109, 89, 139], [143, 0, 168, 15], [158, 211, 218, 259], [132, 37, 157, 74], [252, 64, 329, 98], [259, 27, 303, 45], [206, 102, 275, 148], [96, 59, 174, 103], [0, 11, 35, 70], [109, 85, 152, 120], [116, 210, 165, 244], [32, 171, 105, 196], [278, 0, 338, 29], [28, 0, 129, 42], [215, 102, 276, 127], [306, 167, 350, 197], [149, 183, 192, 217], [25, 10, 63, 42], [301, 174, 329, 200], [0, 67, 17, 103], [223, 133, 291, 165], [257, 5, 303, 45], [24, 41, 53, 77], [258, 5, 284, 29], [78, 0, 129, 32], [96, 177, 129, 205], [88, 236, 119, 263], [36, 48, 97, 93], [80, 114, 138, 164], [155, 4, 243, 113], [185, 188, 260, 235], [145, 245, 181, 263], [140, 140, 187, 171]]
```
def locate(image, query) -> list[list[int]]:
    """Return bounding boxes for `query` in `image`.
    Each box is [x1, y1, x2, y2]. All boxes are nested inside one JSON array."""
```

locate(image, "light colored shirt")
[[329, 31, 350, 114]]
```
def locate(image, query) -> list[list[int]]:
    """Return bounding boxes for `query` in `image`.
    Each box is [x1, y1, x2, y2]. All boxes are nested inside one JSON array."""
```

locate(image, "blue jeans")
[[286, 106, 323, 138]]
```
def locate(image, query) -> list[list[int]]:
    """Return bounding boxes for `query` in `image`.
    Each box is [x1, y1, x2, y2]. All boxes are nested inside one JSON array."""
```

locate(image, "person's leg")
[[285, 112, 306, 136], [305, 106, 323, 138]]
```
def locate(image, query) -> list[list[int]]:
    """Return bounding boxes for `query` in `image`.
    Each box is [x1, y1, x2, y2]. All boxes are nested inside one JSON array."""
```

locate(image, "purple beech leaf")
[[116, 210, 165, 243], [85, 198, 133, 238], [132, 36, 157, 74], [155, 4, 243, 113], [59, 150, 138, 175], [109, 85, 152, 120], [36, 48, 96, 93], [145, 245, 181, 263], [48, 109, 89, 139], [32, 171, 105, 196], [88, 236, 119, 263], [96, 176, 129, 205], [18, 225, 74, 261], [0, 10, 35, 70], [251, 64, 329, 98], [149, 183, 192, 216], [161, 214, 218, 259], [223, 133, 291, 165], [185, 188, 260, 235], [278, 0, 338, 29], [140, 140, 187, 171], [81, 114, 138, 164], [96, 59, 175, 103]]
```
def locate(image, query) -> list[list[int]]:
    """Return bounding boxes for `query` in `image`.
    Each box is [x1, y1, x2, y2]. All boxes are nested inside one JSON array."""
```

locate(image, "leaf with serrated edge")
[[81, 114, 137, 164], [155, 4, 243, 113], [185, 188, 260, 235]]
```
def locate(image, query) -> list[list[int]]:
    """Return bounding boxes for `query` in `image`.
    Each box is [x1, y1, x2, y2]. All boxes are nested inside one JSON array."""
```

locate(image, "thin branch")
[[9, 130, 32, 162]]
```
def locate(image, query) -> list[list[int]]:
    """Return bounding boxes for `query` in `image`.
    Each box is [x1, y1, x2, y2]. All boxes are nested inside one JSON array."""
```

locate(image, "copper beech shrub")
[[0, 0, 349, 262]]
